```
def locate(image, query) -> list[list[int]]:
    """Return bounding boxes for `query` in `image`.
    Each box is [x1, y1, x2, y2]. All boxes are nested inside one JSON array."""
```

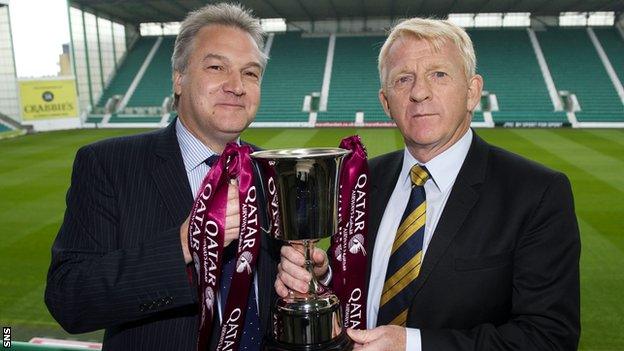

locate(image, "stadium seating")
[[87, 26, 624, 125], [470, 29, 567, 123], [537, 27, 624, 122], [126, 36, 176, 107], [255, 32, 327, 122], [96, 36, 158, 108], [318, 36, 387, 123], [593, 27, 624, 91]]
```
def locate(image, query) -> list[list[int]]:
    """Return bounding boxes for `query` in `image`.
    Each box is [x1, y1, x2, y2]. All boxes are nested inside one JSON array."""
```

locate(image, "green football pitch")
[[1, 127, 623, 350]]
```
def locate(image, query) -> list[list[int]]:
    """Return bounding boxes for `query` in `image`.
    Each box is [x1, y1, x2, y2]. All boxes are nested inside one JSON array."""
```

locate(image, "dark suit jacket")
[[367, 132, 580, 350], [45, 121, 278, 350]]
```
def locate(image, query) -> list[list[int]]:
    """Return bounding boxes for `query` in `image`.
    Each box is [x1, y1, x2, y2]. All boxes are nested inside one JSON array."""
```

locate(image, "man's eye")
[[207, 65, 223, 71], [245, 71, 259, 79], [394, 75, 413, 87], [433, 71, 447, 78]]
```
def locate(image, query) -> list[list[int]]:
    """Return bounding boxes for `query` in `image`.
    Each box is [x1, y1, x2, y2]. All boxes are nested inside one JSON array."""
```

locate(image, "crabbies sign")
[[19, 78, 78, 120]]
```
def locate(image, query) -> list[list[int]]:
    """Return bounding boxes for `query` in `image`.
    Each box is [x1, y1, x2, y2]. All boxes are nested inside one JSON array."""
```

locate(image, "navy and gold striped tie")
[[377, 164, 429, 326]]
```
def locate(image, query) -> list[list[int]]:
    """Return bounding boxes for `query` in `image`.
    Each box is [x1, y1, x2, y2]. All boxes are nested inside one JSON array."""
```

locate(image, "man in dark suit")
[[45, 4, 277, 350], [278, 18, 580, 350]]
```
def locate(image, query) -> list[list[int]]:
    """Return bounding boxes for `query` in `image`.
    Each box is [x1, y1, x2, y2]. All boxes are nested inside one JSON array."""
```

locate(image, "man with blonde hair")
[[45, 3, 277, 350], [278, 17, 580, 351]]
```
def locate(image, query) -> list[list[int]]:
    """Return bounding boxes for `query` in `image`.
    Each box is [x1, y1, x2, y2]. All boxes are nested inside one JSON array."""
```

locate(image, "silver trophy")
[[251, 148, 353, 351]]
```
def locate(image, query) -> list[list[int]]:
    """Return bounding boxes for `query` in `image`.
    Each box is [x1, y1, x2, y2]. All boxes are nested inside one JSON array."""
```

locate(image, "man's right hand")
[[180, 180, 240, 265]]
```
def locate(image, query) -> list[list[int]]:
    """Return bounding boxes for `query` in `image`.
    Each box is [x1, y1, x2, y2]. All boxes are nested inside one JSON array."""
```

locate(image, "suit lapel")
[[151, 121, 194, 224], [410, 132, 489, 297], [366, 151, 404, 282]]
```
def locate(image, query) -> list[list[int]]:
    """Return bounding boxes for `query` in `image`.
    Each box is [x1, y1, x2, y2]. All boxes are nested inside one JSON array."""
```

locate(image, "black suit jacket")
[[367, 132, 580, 350], [45, 121, 278, 350]]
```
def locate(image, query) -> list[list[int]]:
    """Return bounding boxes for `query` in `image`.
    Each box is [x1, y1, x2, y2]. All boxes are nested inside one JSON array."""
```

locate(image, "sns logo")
[[3, 326, 10, 348]]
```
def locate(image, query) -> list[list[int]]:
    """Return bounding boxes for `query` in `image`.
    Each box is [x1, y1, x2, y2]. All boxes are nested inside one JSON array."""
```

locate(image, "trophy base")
[[264, 331, 353, 351]]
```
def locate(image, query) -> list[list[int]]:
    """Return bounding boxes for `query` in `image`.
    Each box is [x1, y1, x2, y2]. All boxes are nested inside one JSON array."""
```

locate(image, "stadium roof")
[[70, 0, 623, 25]]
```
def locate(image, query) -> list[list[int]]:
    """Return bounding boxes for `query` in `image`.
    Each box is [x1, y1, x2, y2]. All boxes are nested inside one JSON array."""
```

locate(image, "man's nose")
[[409, 78, 431, 103], [222, 72, 245, 96]]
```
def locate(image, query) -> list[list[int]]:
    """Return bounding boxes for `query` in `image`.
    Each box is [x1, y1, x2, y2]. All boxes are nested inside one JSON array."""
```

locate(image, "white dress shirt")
[[175, 118, 258, 322], [367, 129, 473, 351]]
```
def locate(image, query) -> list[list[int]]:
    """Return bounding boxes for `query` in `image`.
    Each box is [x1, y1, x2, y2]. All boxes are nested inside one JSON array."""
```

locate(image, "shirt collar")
[[401, 128, 473, 192], [176, 118, 216, 172]]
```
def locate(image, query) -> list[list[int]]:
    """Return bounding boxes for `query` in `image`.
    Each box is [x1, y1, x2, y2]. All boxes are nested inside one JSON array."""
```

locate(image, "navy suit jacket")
[[45, 121, 278, 350], [367, 132, 580, 350]]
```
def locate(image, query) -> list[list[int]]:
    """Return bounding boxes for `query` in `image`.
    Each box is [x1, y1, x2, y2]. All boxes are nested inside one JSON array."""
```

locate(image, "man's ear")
[[173, 70, 184, 96], [379, 88, 393, 120], [466, 74, 483, 112]]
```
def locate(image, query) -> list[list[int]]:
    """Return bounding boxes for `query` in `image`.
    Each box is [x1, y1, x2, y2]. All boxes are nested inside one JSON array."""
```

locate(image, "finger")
[[224, 213, 240, 229], [312, 248, 328, 267], [226, 199, 240, 217], [280, 245, 306, 266], [277, 265, 309, 293], [280, 255, 312, 282], [274, 268, 290, 298], [224, 228, 239, 245], [228, 186, 238, 201], [347, 328, 368, 344], [347, 327, 384, 344]]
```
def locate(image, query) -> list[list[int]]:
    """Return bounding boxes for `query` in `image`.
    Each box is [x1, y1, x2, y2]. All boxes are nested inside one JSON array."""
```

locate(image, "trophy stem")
[[286, 240, 322, 299], [302, 239, 320, 297]]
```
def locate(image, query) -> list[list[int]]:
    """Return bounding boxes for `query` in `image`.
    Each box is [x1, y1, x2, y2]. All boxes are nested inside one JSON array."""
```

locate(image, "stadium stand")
[[537, 27, 624, 122], [0, 123, 10, 132], [594, 27, 624, 89], [96, 36, 158, 108], [470, 29, 566, 123], [126, 36, 175, 108], [85, 27, 624, 126], [318, 36, 387, 123], [255, 32, 327, 122]]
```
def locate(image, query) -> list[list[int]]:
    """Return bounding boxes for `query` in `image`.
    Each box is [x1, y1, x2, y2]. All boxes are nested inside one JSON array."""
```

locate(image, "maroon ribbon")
[[188, 143, 261, 351], [255, 138, 369, 333], [331, 135, 369, 330]]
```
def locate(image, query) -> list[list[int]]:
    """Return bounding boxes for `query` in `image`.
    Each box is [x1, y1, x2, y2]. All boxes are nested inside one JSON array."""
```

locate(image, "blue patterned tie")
[[377, 165, 429, 326], [208, 154, 262, 349]]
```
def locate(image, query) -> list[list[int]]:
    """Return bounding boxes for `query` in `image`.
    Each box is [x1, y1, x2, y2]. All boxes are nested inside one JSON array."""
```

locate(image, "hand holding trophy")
[[253, 136, 369, 351], [252, 147, 353, 351]]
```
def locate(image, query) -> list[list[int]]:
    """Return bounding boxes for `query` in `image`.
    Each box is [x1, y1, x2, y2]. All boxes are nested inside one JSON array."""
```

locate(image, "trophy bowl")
[[251, 148, 353, 351]]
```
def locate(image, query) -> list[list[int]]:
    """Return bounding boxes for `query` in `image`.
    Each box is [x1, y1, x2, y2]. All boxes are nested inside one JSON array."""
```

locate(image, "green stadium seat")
[[593, 27, 624, 94], [319, 36, 387, 123], [126, 36, 176, 107], [537, 27, 624, 122], [470, 29, 566, 123], [255, 32, 327, 122], [96, 37, 158, 108]]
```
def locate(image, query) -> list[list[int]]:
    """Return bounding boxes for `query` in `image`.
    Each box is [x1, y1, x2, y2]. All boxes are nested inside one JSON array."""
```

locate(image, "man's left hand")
[[275, 245, 329, 297], [347, 326, 406, 351]]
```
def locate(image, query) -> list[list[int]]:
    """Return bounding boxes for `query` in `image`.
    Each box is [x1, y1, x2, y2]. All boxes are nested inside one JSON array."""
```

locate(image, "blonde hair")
[[378, 18, 476, 87]]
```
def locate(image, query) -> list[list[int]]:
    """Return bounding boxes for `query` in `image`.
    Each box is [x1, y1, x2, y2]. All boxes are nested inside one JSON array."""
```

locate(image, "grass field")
[[1, 127, 623, 350]]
